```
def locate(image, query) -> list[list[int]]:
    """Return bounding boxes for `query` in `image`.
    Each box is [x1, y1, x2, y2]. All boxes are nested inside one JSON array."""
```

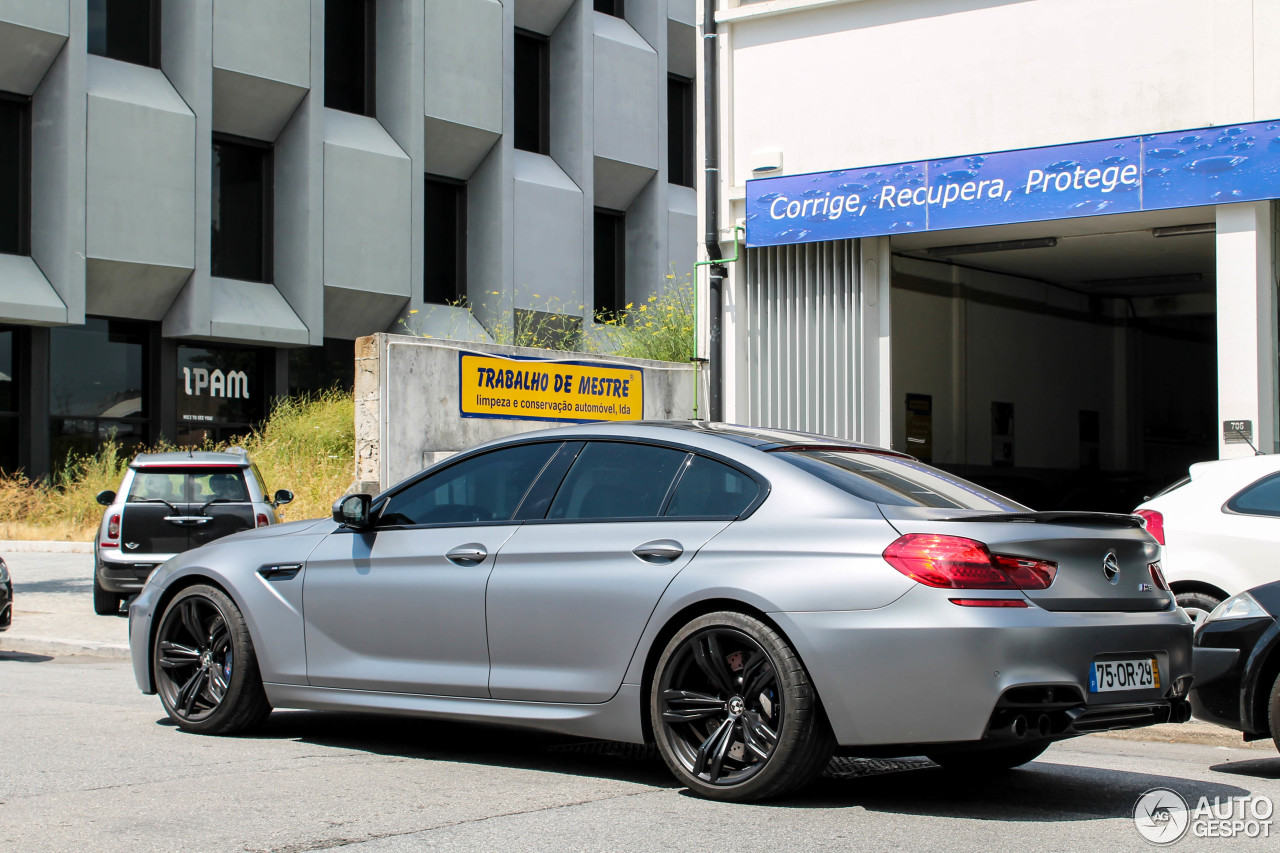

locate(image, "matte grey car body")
[[128, 422, 1194, 798]]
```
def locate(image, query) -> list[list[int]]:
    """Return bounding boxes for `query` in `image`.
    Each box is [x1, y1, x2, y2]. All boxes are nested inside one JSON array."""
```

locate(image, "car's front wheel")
[[650, 611, 834, 801], [153, 584, 271, 734], [927, 742, 1049, 772]]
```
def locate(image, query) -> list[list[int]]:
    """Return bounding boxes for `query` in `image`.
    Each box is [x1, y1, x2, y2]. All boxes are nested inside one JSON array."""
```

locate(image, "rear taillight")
[[949, 598, 1029, 608], [256, 513, 269, 528], [1148, 562, 1170, 591], [883, 534, 1058, 590], [1135, 509, 1165, 545], [107, 514, 120, 539]]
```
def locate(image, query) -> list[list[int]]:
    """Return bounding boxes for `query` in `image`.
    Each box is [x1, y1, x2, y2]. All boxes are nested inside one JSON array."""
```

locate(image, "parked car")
[[1134, 455, 1280, 622], [1188, 580, 1280, 752], [0, 555, 11, 631], [128, 422, 1192, 802], [94, 450, 292, 615]]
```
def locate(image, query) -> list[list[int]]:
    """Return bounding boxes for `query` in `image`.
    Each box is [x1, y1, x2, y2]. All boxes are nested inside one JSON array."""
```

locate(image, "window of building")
[[667, 75, 694, 188], [87, 0, 160, 67], [0, 94, 30, 256], [548, 442, 688, 520], [594, 0, 625, 16], [288, 338, 356, 397], [211, 135, 272, 283], [50, 318, 150, 464], [593, 208, 625, 317], [324, 0, 376, 116], [424, 175, 466, 305], [176, 344, 267, 446], [513, 31, 550, 155], [0, 328, 19, 474], [380, 442, 562, 526]]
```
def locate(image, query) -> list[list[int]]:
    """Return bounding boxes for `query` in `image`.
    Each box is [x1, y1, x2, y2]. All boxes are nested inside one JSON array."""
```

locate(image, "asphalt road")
[[1, 652, 1278, 853]]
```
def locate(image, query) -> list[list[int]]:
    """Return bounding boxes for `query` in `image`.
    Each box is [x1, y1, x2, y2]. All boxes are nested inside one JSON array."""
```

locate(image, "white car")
[[1135, 455, 1280, 621]]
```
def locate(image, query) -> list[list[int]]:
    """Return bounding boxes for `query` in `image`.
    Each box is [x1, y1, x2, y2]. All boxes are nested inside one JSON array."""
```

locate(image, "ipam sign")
[[183, 367, 250, 400], [746, 118, 1280, 247]]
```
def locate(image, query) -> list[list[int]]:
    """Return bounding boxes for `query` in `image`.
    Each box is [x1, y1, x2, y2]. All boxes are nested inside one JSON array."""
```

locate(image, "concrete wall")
[[355, 332, 697, 493], [0, 1, 696, 355]]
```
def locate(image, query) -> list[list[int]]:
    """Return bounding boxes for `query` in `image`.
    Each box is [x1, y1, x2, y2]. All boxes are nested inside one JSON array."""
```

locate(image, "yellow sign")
[[459, 352, 643, 423]]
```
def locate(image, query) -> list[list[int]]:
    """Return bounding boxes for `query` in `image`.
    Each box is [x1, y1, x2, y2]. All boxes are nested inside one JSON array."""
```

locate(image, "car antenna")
[[1232, 426, 1265, 456]]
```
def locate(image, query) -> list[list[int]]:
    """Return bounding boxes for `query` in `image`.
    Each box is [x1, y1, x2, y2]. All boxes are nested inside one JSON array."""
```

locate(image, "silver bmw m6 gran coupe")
[[129, 422, 1193, 801]]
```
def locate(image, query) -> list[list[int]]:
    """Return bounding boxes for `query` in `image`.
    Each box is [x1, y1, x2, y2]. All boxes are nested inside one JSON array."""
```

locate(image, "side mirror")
[[332, 494, 372, 530], [96, 490, 116, 507], [274, 489, 294, 506]]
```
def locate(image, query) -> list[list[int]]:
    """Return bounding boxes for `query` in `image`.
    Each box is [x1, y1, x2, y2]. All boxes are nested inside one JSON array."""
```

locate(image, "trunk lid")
[[879, 506, 1170, 613]]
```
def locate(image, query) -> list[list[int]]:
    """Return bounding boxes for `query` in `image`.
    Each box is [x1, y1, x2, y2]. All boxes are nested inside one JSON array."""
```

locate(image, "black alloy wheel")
[[153, 584, 271, 734], [651, 611, 833, 801]]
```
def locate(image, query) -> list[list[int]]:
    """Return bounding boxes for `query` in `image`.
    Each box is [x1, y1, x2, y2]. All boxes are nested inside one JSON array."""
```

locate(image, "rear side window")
[[665, 455, 759, 518], [548, 442, 687, 520], [379, 442, 559, 526], [1227, 473, 1280, 517], [127, 469, 249, 503], [776, 450, 1021, 511]]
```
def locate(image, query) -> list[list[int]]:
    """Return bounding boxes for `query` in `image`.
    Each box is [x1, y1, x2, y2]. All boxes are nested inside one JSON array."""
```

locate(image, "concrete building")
[[0, 0, 697, 475], [703, 0, 1280, 510]]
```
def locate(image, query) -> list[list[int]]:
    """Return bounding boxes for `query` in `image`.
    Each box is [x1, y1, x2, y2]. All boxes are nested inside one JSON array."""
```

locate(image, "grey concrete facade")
[[0, 0, 695, 338], [0, 0, 696, 474]]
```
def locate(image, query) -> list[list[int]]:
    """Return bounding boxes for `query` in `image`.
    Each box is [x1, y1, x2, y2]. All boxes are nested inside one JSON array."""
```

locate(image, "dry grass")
[[0, 389, 354, 542]]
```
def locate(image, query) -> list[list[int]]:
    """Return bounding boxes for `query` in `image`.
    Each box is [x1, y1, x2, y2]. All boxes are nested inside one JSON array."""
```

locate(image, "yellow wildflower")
[[408, 309, 419, 314]]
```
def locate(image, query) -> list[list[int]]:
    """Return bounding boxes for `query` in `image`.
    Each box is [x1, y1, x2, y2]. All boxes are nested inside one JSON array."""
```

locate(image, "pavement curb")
[[0, 633, 130, 660], [0, 540, 93, 554]]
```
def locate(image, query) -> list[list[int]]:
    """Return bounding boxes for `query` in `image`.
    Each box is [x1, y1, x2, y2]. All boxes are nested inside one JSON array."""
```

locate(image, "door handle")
[[446, 544, 488, 566], [633, 540, 684, 564], [164, 516, 212, 525]]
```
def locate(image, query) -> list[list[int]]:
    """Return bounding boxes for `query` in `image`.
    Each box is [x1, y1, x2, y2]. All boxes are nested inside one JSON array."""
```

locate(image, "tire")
[[650, 611, 834, 801], [1176, 590, 1222, 626], [927, 742, 1050, 772], [153, 584, 271, 735], [1268, 671, 1280, 754], [93, 571, 120, 616]]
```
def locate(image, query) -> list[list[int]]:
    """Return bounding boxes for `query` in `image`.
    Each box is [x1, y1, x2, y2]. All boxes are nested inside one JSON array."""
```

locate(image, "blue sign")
[[745, 119, 1280, 247]]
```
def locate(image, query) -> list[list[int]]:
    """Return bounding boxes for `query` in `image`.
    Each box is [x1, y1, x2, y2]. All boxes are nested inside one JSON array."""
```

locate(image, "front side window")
[[548, 442, 688, 520], [0, 94, 29, 256], [88, 0, 159, 67], [666, 456, 760, 518], [379, 442, 560, 526], [211, 136, 272, 283], [776, 449, 1024, 511], [1227, 473, 1280, 517]]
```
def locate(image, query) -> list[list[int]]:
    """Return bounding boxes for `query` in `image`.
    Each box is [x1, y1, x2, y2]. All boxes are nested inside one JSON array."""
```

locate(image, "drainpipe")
[[702, 0, 725, 421]]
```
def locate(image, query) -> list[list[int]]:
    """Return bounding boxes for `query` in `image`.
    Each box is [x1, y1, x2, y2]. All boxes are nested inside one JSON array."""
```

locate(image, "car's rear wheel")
[[153, 584, 271, 734], [650, 611, 834, 801], [92, 572, 120, 616], [927, 742, 1049, 772], [1175, 590, 1221, 625]]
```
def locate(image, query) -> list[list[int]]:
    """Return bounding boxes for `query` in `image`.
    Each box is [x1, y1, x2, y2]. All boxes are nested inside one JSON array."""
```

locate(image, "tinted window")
[[424, 176, 465, 304], [0, 95, 29, 255], [666, 456, 759, 518], [1228, 474, 1280, 517], [593, 209, 624, 316], [513, 31, 549, 154], [211, 137, 272, 283], [325, 0, 374, 115], [88, 0, 158, 67], [548, 442, 687, 520], [777, 450, 1023, 511], [380, 443, 559, 526], [667, 76, 694, 188], [190, 470, 249, 503]]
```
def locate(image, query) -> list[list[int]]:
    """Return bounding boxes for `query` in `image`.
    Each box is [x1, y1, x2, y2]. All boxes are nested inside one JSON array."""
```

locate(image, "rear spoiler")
[[933, 511, 1146, 529]]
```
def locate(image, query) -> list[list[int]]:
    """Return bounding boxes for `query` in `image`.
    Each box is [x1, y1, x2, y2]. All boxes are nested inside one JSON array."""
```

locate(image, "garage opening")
[[890, 209, 1218, 513]]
